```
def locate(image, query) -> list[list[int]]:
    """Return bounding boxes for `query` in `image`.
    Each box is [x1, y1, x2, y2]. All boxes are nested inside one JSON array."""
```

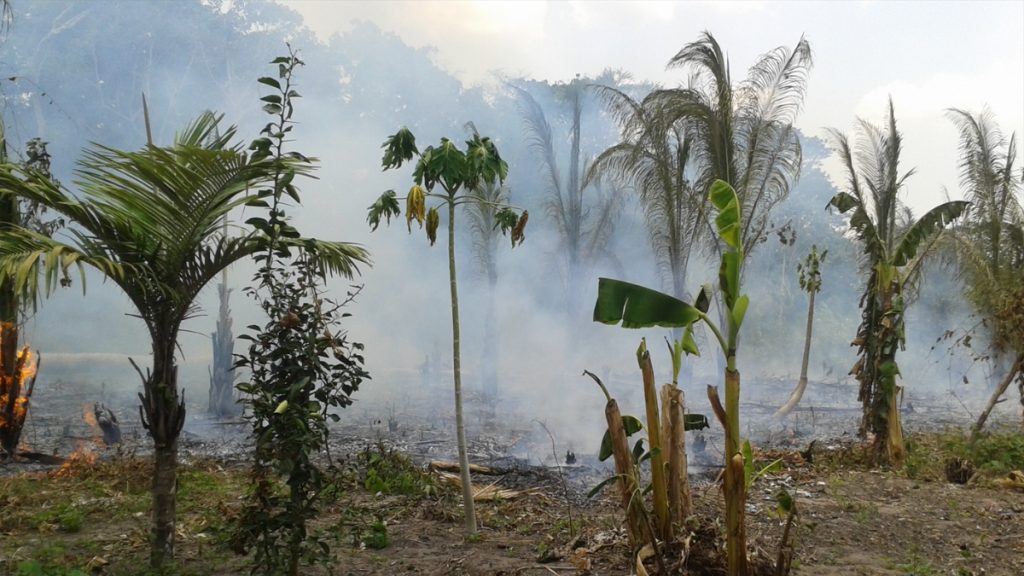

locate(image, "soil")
[[2, 374, 1023, 575]]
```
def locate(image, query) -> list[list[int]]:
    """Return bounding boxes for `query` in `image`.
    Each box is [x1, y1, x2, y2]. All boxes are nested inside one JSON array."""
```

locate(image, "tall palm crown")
[[947, 108, 1024, 328], [652, 31, 812, 257], [588, 83, 704, 301], [511, 80, 622, 311]]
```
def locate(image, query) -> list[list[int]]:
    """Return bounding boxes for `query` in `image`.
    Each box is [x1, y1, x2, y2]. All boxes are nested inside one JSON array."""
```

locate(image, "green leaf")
[[709, 179, 740, 250], [681, 324, 700, 356], [257, 77, 281, 89], [381, 128, 418, 170], [367, 190, 401, 231], [827, 191, 860, 214], [632, 439, 648, 463], [683, 413, 709, 431], [719, 251, 741, 306], [891, 200, 968, 266], [775, 488, 795, 515], [598, 414, 644, 461], [731, 294, 749, 330], [695, 284, 712, 314], [587, 475, 623, 498], [593, 277, 700, 329]]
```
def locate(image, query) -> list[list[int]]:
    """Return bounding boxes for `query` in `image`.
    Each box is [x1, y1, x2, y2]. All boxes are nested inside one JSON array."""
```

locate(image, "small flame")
[[17, 348, 37, 382], [83, 403, 103, 444], [52, 442, 97, 478]]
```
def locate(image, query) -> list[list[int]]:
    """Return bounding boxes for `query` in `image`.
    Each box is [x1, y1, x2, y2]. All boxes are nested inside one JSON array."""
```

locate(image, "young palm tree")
[[0, 113, 367, 566], [945, 109, 1024, 434], [827, 99, 967, 464]]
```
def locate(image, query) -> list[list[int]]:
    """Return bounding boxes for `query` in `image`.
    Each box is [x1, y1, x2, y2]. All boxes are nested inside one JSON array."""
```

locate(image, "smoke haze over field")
[[1, 0, 1021, 453]]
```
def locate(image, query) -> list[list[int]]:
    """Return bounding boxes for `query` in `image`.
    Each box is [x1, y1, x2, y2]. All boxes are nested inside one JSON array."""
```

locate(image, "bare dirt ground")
[[3, 370, 1024, 575]]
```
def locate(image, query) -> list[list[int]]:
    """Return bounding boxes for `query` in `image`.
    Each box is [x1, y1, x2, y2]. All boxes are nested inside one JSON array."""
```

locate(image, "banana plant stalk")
[[636, 339, 669, 539], [583, 370, 643, 545], [594, 180, 749, 575]]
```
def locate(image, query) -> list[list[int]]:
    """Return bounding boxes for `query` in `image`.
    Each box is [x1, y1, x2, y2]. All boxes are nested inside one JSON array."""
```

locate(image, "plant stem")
[[448, 197, 476, 534]]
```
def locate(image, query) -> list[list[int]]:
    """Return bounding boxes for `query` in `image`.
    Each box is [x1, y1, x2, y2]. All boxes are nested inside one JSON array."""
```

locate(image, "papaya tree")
[[367, 127, 527, 535], [775, 245, 826, 418], [595, 180, 751, 576], [827, 99, 967, 465]]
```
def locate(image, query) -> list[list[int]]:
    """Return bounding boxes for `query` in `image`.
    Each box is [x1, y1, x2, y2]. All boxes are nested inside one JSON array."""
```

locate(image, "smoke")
[[2, 1, 1018, 463]]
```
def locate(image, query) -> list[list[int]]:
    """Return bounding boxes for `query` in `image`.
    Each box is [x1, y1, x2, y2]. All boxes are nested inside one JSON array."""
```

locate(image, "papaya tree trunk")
[[448, 199, 477, 534], [775, 288, 816, 418]]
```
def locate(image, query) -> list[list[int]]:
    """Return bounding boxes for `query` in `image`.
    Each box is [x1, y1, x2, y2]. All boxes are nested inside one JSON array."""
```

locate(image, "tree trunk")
[[208, 282, 237, 417], [448, 200, 477, 534], [971, 354, 1024, 438], [151, 438, 178, 567], [139, 338, 186, 568], [775, 289, 816, 418]]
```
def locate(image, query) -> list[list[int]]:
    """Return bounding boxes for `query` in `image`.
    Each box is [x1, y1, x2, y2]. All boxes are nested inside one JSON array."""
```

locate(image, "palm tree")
[[653, 31, 812, 258], [587, 83, 707, 303], [510, 79, 623, 317], [0, 112, 367, 566], [827, 99, 967, 465], [945, 108, 1024, 435], [465, 178, 508, 401]]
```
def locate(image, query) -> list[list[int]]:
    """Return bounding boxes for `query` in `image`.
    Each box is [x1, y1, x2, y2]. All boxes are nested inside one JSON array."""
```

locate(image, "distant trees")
[[827, 99, 967, 465], [588, 83, 706, 303], [510, 77, 624, 317], [944, 109, 1024, 435], [465, 178, 509, 401]]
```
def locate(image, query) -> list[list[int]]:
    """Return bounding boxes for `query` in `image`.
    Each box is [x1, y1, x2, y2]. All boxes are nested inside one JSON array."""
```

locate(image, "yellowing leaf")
[[274, 400, 289, 414], [426, 206, 440, 246], [406, 185, 425, 232]]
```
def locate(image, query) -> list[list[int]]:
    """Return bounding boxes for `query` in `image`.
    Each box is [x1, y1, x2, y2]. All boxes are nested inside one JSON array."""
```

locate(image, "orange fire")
[[83, 403, 104, 444], [0, 339, 39, 456], [52, 443, 97, 478]]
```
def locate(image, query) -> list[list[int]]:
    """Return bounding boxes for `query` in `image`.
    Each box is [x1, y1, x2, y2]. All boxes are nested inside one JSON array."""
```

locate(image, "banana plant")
[[367, 126, 527, 536], [594, 179, 750, 576], [827, 101, 968, 465]]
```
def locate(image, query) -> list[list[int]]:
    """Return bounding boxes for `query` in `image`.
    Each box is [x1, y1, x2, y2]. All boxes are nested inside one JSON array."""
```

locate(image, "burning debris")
[[0, 324, 39, 461], [92, 403, 122, 446]]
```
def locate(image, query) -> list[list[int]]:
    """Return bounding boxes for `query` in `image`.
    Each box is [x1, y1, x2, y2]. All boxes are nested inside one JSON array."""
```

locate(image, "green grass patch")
[[905, 428, 1024, 480]]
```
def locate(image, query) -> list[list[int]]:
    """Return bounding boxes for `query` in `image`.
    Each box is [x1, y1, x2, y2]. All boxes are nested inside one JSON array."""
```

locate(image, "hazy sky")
[[280, 0, 1023, 214]]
